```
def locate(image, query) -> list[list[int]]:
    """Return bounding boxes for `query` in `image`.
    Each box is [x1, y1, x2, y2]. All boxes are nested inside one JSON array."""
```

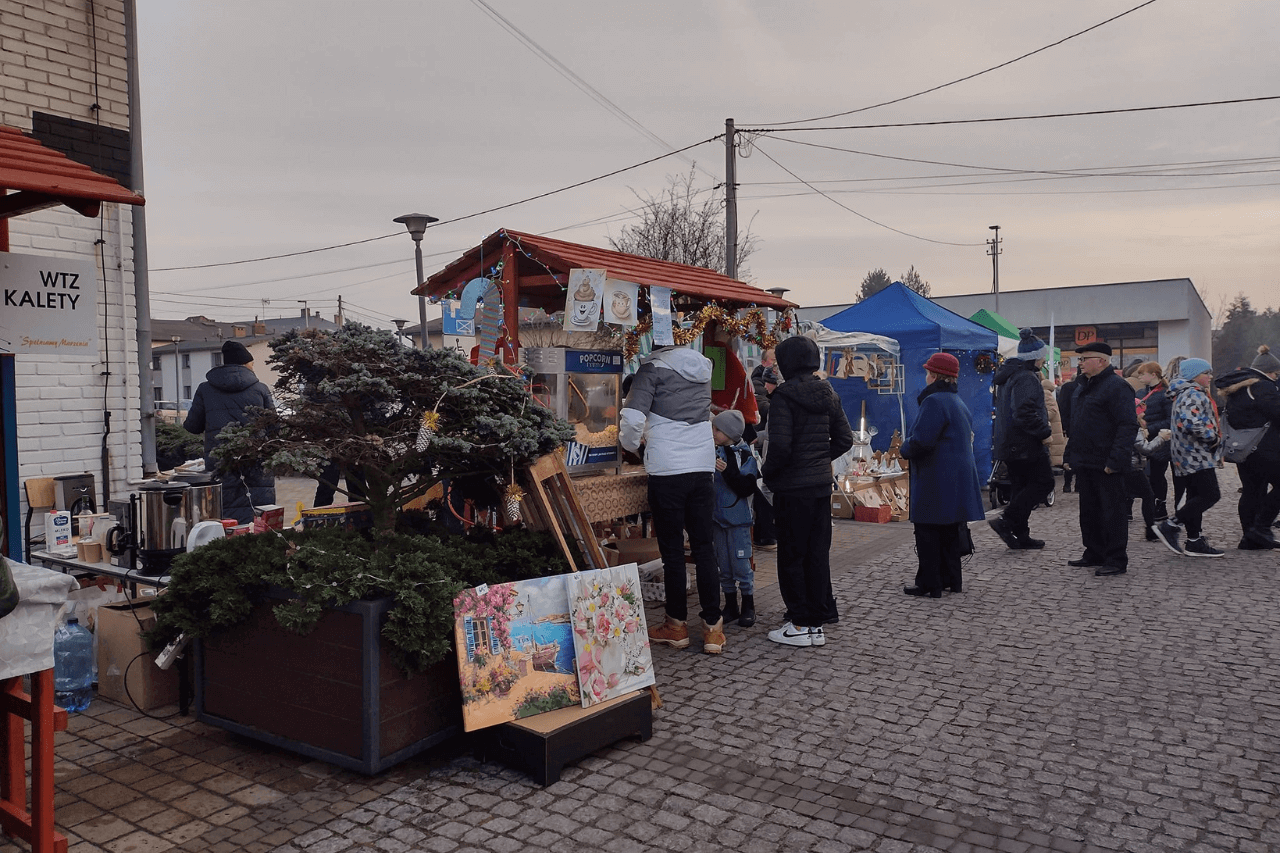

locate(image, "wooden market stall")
[[414, 229, 796, 539]]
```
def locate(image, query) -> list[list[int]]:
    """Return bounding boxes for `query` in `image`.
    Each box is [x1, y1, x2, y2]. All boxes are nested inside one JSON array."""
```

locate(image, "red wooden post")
[[0, 673, 69, 853], [501, 239, 520, 353]]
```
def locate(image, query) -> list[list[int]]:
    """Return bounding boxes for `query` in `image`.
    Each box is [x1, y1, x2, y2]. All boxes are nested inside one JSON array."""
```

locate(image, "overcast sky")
[[135, 0, 1279, 330]]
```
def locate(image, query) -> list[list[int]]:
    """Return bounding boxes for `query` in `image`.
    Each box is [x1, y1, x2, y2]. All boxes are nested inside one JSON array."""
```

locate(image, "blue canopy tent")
[[820, 282, 1000, 478]]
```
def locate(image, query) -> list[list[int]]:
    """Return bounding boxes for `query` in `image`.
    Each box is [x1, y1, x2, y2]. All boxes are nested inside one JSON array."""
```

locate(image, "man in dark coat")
[[1214, 344, 1280, 549], [1064, 342, 1137, 576], [183, 340, 276, 524], [990, 330, 1055, 550], [761, 336, 853, 648], [899, 352, 986, 597]]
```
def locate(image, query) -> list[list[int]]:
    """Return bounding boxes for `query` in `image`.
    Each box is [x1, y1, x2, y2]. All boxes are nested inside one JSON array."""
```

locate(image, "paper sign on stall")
[[603, 279, 639, 326], [0, 252, 100, 357], [563, 269, 604, 333], [649, 286, 674, 346]]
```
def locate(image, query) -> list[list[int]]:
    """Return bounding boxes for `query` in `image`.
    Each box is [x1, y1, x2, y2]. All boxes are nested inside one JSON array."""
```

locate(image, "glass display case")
[[526, 348, 624, 473]]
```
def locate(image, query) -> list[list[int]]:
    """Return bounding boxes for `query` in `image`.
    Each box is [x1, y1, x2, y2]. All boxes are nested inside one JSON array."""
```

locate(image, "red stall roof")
[[418, 229, 795, 310], [0, 125, 145, 219]]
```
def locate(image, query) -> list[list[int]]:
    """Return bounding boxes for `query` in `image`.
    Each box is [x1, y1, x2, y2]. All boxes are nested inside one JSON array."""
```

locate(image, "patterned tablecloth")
[[572, 471, 649, 523]]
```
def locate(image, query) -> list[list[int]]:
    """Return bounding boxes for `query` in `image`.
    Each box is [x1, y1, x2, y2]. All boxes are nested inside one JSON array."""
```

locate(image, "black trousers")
[[1178, 468, 1220, 540], [1123, 468, 1155, 531], [1148, 456, 1170, 506], [1237, 456, 1280, 532], [752, 489, 777, 543], [1003, 454, 1054, 539], [1075, 468, 1129, 569], [647, 472, 722, 625], [773, 492, 835, 628], [913, 523, 962, 593]]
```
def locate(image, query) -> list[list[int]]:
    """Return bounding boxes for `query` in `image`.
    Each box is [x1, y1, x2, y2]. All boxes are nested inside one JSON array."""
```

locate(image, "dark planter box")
[[195, 593, 462, 775]]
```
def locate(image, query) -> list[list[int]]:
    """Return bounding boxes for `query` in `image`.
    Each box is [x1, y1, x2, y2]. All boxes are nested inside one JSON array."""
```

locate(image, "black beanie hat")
[[222, 340, 253, 365], [775, 336, 821, 380]]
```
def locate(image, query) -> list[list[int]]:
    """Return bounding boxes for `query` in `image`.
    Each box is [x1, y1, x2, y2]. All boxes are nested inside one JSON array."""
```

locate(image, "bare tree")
[[608, 167, 759, 280]]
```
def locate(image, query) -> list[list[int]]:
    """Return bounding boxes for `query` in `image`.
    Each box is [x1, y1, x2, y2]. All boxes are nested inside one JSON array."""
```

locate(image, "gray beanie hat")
[[1251, 345, 1280, 374], [712, 409, 745, 442]]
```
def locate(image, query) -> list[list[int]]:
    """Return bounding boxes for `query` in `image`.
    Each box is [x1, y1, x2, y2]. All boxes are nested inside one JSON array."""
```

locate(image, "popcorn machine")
[[526, 347, 623, 473]]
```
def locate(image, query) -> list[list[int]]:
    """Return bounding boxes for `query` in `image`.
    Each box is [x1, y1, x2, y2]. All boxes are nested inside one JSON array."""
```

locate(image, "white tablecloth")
[[0, 558, 78, 680]]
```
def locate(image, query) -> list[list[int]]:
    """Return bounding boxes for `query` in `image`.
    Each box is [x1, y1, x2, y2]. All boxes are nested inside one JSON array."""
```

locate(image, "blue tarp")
[[820, 282, 1000, 478]]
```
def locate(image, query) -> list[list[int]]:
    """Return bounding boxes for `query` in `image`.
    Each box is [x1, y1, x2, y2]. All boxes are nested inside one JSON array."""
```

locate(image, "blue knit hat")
[[1178, 358, 1212, 381], [1016, 328, 1048, 362]]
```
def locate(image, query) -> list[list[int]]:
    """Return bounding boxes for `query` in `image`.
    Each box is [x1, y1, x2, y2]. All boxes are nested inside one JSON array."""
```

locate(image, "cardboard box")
[[253, 504, 285, 533], [601, 536, 664, 567], [96, 600, 180, 711], [830, 492, 857, 518], [300, 502, 373, 531], [855, 505, 892, 524]]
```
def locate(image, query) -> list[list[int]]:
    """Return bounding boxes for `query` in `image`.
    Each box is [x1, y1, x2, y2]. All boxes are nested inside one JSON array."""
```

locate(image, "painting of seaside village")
[[452, 576, 581, 732]]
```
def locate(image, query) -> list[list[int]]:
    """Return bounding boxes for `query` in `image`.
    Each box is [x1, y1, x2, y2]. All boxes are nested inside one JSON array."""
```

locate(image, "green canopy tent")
[[969, 308, 1061, 367]]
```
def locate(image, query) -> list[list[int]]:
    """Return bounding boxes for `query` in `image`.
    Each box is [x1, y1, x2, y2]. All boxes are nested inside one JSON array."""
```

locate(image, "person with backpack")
[[709, 410, 760, 627]]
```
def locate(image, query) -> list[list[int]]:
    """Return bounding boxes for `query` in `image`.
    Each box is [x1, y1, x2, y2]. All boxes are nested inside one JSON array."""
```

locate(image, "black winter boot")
[[721, 592, 740, 623], [738, 594, 756, 628]]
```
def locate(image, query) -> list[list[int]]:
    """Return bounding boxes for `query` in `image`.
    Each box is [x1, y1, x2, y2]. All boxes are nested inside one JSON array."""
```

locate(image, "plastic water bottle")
[[53, 618, 94, 713]]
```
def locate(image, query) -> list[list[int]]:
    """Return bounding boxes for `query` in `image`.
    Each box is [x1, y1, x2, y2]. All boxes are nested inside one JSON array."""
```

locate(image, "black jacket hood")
[[773, 373, 838, 413], [206, 364, 262, 395]]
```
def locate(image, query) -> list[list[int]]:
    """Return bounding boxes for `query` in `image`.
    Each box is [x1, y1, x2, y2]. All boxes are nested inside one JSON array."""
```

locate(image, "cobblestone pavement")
[[7, 468, 1278, 853]]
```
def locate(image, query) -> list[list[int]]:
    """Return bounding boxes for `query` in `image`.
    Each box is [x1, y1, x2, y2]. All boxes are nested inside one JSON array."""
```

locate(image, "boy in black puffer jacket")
[[761, 336, 853, 648]]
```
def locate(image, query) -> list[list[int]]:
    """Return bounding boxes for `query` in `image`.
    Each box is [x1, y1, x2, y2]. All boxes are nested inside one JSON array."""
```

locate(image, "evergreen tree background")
[[215, 324, 574, 531], [857, 266, 931, 301], [1212, 295, 1280, 372]]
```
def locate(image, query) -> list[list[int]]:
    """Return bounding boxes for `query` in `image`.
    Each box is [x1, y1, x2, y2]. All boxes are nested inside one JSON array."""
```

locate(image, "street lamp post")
[[170, 335, 182, 413], [392, 318, 408, 347], [394, 213, 439, 350]]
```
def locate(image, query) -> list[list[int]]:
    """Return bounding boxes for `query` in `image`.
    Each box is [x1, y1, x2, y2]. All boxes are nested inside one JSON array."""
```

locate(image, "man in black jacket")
[[761, 337, 853, 647], [990, 330, 1055, 550], [183, 340, 276, 523], [1064, 342, 1137, 576]]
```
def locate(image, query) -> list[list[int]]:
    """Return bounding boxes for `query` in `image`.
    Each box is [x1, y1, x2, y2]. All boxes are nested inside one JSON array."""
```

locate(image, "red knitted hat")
[[922, 352, 960, 378]]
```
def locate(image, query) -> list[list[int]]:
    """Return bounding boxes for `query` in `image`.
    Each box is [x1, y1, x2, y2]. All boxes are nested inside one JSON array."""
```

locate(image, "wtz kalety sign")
[[0, 251, 100, 357]]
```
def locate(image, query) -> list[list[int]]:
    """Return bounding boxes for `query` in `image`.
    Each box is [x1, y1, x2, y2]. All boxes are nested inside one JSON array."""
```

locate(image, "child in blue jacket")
[[711, 410, 758, 627]]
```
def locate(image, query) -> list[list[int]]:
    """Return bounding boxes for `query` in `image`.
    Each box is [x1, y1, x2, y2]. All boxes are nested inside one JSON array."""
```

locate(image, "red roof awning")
[[0, 125, 145, 219], [418, 229, 795, 310]]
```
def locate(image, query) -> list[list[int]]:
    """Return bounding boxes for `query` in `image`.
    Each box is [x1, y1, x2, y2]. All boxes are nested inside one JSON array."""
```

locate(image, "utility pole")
[[724, 118, 738, 281], [337, 295, 345, 327], [987, 225, 1001, 314]]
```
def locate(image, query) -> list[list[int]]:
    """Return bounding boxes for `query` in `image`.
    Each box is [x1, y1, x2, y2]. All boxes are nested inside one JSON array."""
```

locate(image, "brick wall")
[[3, 0, 140, 523]]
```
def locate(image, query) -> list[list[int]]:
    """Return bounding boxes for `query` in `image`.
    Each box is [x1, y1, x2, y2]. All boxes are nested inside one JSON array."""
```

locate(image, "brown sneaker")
[[648, 616, 690, 649], [702, 617, 726, 654]]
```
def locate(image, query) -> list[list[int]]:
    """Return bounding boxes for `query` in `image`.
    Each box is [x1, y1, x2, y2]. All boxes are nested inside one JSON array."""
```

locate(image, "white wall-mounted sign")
[[0, 252, 100, 357]]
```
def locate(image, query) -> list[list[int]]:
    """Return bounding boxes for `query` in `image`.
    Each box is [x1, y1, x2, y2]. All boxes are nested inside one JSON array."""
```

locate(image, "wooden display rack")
[[519, 452, 608, 572], [1, 672, 68, 853]]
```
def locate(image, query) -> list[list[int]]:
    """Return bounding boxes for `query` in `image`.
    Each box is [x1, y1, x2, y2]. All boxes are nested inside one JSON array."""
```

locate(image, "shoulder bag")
[[1221, 418, 1270, 464]]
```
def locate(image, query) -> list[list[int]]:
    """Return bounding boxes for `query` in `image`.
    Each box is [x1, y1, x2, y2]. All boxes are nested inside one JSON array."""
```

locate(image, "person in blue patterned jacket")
[[1152, 358, 1225, 557]]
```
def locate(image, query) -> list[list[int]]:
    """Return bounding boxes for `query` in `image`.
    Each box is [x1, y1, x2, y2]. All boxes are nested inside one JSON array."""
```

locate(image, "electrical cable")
[[151, 137, 719, 273], [748, 140, 984, 247], [749, 0, 1160, 126], [740, 95, 1280, 134]]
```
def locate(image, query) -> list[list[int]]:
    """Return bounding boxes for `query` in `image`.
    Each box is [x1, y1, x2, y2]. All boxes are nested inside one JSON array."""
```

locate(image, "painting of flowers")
[[567, 563, 655, 707], [452, 575, 581, 732]]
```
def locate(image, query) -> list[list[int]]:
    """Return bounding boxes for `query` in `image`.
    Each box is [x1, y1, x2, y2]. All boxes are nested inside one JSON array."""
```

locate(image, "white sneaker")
[[809, 626, 826, 647], [767, 621, 813, 647]]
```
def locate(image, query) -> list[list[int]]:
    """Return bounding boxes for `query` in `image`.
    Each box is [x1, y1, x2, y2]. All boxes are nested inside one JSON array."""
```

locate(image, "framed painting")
[[567, 563, 656, 707], [452, 575, 581, 732]]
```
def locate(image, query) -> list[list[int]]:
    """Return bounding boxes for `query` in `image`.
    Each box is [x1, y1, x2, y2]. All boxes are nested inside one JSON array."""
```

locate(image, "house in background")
[[149, 310, 340, 413]]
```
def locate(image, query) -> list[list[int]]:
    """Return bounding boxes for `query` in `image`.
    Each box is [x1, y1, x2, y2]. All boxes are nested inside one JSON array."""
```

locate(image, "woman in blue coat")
[[898, 353, 986, 598]]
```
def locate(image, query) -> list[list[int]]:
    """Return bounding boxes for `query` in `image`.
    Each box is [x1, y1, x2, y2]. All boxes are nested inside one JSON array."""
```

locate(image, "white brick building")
[[1, 0, 146, 557]]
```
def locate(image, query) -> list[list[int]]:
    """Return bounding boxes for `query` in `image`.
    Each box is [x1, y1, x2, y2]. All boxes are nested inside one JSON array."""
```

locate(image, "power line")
[[741, 96, 1280, 134], [750, 0, 1160, 126], [151, 137, 719, 274], [748, 140, 984, 247]]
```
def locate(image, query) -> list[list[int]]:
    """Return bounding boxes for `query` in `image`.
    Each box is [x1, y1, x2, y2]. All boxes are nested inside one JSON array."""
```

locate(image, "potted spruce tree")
[[150, 325, 576, 773]]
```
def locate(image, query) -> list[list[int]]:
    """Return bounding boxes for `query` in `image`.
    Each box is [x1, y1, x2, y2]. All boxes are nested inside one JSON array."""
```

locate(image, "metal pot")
[[174, 472, 222, 527], [137, 481, 190, 552]]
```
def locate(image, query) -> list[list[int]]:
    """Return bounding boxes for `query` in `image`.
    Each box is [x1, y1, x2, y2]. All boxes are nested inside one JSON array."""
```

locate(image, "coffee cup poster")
[[0, 252, 100, 357], [562, 268, 604, 333], [603, 279, 639, 327]]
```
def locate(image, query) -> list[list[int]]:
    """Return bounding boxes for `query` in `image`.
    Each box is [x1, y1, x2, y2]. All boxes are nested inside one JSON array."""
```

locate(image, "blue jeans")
[[647, 472, 722, 624], [713, 524, 754, 595]]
